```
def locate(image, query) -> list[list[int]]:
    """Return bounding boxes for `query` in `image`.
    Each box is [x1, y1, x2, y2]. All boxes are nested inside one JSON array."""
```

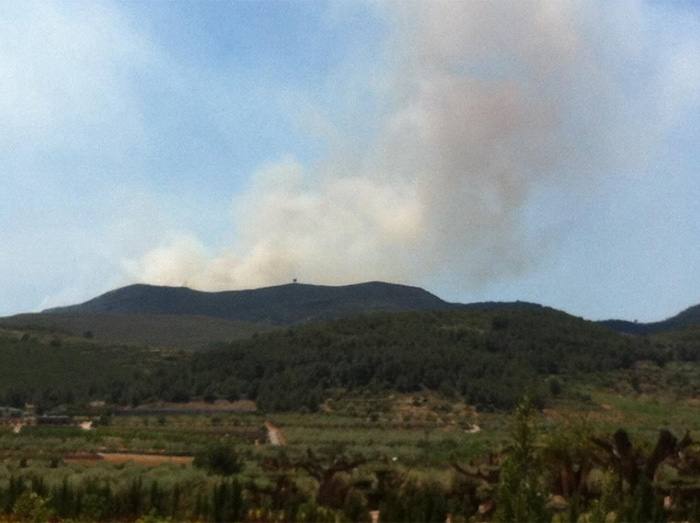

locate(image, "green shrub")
[[13, 491, 52, 523], [495, 398, 549, 523], [193, 444, 244, 476]]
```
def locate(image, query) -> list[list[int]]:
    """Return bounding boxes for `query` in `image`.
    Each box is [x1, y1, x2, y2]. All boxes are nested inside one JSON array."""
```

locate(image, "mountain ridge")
[[18, 280, 700, 338], [600, 303, 700, 335], [42, 281, 453, 325]]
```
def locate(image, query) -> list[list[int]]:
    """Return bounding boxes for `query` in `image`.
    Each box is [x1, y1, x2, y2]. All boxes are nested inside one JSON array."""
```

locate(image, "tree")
[[293, 448, 366, 509], [495, 398, 549, 522], [194, 444, 244, 476]]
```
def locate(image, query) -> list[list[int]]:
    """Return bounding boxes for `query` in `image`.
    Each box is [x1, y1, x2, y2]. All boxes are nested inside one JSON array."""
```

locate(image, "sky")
[[1, 0, 699, 322]]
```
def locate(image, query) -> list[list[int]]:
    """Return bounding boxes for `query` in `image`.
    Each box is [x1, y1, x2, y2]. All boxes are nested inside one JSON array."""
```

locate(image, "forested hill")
[[1, 305, 698, 412], [185, 307, 673, 411], [43, 281, 452, 325], [36, 280, 700, 334], [16, 280, 700, 347], [600, 303, 700, 335]]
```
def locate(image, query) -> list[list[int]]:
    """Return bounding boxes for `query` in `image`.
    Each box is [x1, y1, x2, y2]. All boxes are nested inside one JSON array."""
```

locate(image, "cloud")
[[126, 0, 700, 292]]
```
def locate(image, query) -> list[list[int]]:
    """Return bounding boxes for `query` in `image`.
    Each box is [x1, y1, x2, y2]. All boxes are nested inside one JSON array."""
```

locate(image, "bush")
[[13, 491, 52, 523], [495, 398, 549, 523], [193, 444, 244, 476], [547, 377, 562, 396]]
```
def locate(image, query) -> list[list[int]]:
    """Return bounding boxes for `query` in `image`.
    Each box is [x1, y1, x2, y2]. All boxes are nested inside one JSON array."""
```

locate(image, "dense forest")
[[185, 308, 683, 411], [1, 306, 697, 413]]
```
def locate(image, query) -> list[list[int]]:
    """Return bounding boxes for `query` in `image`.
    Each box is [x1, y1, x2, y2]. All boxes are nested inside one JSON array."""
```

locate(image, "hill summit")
[[43, 281, 452, 325]]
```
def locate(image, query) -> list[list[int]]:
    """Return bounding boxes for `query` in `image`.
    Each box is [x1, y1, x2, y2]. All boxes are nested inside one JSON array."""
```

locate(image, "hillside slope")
[[42, 281, 452, 324], [600, 303, 700, 335], [0, 313, 269, 350], [0, 327, 184, 408], [15, 279, 700, 345], [2, 305, 698, 411], [186, 306, 663, 411]]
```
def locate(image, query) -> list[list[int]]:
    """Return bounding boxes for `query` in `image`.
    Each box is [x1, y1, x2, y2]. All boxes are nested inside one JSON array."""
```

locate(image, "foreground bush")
[[193, 443, 245, 476]]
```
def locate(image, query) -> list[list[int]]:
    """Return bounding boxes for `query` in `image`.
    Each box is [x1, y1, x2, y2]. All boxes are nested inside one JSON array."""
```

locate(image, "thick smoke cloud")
[[126, 1, 700, 291]]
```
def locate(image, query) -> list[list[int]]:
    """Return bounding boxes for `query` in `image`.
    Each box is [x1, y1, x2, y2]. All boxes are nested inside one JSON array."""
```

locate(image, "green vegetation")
[[0, 329, 183, 410], [0, 313, 269, 350], [2, 298, 700, 521], [494, 399, 547, 522], [0, 400, 699, 522], [1, 303, 698, 412], [602, 302, 700, 335], [194, 444, 245, 476], [188, 307, 689, 411]]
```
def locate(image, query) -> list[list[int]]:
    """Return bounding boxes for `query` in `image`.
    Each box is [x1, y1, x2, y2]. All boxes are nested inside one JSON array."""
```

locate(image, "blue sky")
[[1, 0, 699, 322]]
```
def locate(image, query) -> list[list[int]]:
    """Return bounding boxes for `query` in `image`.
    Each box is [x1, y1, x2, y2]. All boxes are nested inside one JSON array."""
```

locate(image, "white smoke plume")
[[125, 1, 700, 291]]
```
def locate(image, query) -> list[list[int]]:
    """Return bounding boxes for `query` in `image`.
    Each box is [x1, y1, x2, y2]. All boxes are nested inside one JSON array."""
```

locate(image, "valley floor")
[[1, 380, 700, 522]]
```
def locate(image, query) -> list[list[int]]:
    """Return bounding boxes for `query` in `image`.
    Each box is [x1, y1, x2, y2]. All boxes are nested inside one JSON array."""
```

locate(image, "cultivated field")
[[1, 381, 700, 522]]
